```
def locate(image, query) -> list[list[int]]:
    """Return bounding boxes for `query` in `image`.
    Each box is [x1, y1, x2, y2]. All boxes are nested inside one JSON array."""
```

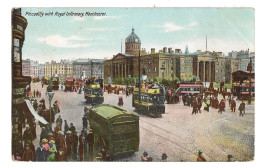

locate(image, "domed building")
[[125, 28, 141, 56]]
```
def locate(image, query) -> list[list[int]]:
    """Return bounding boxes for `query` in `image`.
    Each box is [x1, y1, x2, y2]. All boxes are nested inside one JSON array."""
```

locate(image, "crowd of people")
[[16, 106, 95, 161]]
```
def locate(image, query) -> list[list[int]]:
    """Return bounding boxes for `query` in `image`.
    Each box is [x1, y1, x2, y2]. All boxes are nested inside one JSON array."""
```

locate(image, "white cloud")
[[153, 21, 198, 32], [163, 22, 185, 32], [37, 35, 93, 48], [93, 16, 121, 21]]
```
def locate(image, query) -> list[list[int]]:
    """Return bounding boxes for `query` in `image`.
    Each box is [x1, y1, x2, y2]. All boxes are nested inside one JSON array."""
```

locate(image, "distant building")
[[38, 64, 45, 78], [45, 60, 73, 80], [22, 59, 30, 76], [73, 59, 104, 79], [30, 60, 39, 77]]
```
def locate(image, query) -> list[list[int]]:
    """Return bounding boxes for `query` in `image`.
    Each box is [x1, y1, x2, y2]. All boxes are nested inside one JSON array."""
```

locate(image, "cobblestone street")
[[31, 82, 254, 161]]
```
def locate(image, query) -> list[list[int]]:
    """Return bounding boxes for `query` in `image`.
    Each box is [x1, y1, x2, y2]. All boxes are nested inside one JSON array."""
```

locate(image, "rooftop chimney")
[[163, 47, 167, 53], [168, 47, 172, 53], [151, 48, 155, 54]]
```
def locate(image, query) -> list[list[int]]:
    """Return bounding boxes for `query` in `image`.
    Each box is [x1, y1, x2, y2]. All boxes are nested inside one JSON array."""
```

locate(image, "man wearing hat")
[[40, 127, 48, 142], [66, 131, 73, 157], [33, 99, 38, 111], [39, 98, 46, 110], [82, 114, 88, 130], [69, 123, 76, 134], [56, 115, 63, 127], [56, 131, 66, 155], [47, 148, 56, 161], [197, 150, 206, 161], [49, 140, 57, 151]]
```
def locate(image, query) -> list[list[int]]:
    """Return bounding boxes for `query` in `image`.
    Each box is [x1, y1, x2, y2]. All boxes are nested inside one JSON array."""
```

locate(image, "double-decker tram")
[[132, 83, 165, 118], [232, 81, 255, 100], [175, 83, 203, 95], [84, 77, 104, 105]]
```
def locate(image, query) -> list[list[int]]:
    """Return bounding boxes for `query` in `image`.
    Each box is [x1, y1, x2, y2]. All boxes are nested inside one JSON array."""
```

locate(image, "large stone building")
[[104, 28, 248, 85], [38, 64, 45, 78], [22, 59, 30, 76], [73, 59, 104, 79], [45, 60, 73, 80], [30, 60, 39, 77]]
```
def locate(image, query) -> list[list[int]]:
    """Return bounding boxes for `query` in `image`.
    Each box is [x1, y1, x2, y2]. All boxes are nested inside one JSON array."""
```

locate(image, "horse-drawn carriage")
[[51, 77, 59, 90], [32, 77, 40, 83], [65, 78, 75, 92]]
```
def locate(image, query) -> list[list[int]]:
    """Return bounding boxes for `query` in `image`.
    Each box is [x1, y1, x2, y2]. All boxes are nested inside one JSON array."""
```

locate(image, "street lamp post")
[[247, 57, 253, 104], [138, 50, 141, 104], [47, 82, 55, 131]]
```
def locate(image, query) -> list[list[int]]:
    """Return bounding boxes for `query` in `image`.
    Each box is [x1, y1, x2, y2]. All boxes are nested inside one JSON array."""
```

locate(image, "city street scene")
[[12, 8, 255, 162]]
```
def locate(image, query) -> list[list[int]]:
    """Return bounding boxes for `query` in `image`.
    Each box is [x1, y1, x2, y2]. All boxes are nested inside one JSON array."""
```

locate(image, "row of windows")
[[181, 67, 192, 72]]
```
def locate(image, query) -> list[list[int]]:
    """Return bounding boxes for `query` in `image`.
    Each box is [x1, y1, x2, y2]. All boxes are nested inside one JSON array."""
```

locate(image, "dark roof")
[[125, 28, 141, 44]]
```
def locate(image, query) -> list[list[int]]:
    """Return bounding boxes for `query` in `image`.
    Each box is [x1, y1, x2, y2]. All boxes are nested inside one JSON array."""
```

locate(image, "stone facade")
[[38, 64, 45, 78], [22, 59, 30, 76], [45, 60, 73, 80], [30, 60, 39, 77], [73, 59, 104, 79]]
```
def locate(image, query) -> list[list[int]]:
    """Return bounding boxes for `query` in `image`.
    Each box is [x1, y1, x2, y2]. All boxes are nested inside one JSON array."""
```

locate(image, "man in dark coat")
[[231, 98, 236, 112], [33, 100, 38, 111], [239, 101, 245, 117], [87, 129, 94, 153], [192, 98, 198, 115], [56, 115, 63, 126], [23, 126, 33, 149], [64, 120, 69, 136], [40, 127, 48, 142], [82, 114, 88, 130], [69, 123, 76, 134], [35, 142, 47, 161], [56, 131, 66, 153]]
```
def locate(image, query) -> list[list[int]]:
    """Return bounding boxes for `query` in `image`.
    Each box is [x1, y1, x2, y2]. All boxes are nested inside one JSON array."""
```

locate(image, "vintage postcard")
[[11, 7, 255, 162]]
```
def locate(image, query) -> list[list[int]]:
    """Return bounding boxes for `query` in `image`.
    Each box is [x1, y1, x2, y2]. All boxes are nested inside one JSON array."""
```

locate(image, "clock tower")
[[125, 28, 141, 56]]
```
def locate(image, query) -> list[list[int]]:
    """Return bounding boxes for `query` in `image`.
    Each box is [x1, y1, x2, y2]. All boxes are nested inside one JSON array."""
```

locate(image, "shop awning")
[[25, 99, 48, 124]]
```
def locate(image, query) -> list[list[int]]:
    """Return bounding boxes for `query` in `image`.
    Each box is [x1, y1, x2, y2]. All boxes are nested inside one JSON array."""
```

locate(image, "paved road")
[[30, 82, 254, 161]]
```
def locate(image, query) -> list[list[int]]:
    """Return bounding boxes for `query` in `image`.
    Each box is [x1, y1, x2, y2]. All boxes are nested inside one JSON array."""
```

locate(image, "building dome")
[[125, 28, 141, 44]]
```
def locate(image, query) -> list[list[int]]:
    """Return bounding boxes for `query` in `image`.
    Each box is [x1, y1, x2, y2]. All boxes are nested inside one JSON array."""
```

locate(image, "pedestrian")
[[79, 131, 85, 161], [69, 123, 76, 134], [161, 153, 168, 162], [40, 127, 48, 142], [87, 129, 94, 153], [46, 148, 56, 161], [47, 132, 55, 142], [23, 125, 33, 149], [239, 101, 245, 117], [56, 131, 66, 154], [33, 100, 38, 111], [84, 106, 88, 113], [141, 151, 153, 161], [197, 150, 206, 161], [72, 130, 79, 160], [35, 142, 47, 161], [65, 131, 73, 157], [218, 99, 225, 114], [192, 98, 198, 115], [231, 98, 236, 112], [64, 120, 69, 136], [49, 140, 57, 151], [22, 143, 34, 161], [56, 115, 63, 127], [82, 114, 88, 130]]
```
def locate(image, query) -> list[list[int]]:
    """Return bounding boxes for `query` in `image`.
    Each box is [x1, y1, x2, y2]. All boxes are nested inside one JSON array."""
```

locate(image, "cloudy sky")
[[21, 8, 255, 63]]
